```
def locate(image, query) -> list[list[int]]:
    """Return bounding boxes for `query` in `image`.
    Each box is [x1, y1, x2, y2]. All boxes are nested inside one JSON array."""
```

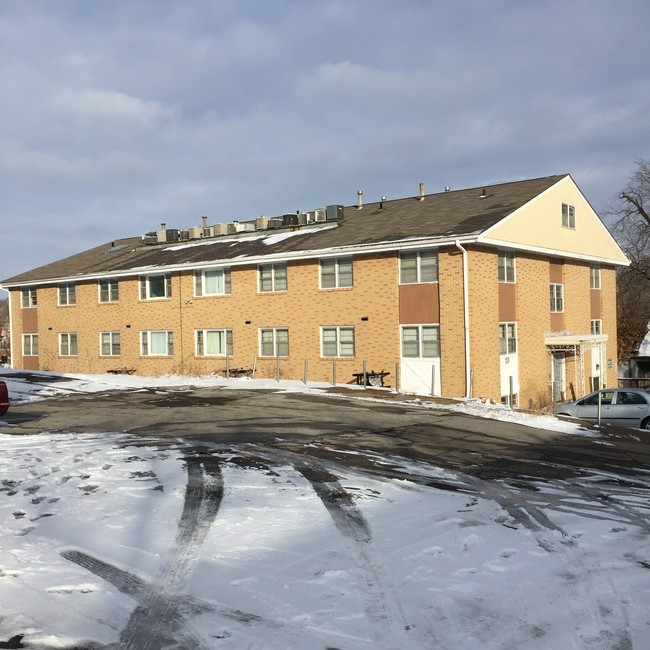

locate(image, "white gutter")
[[6, 293, 14, 370], [455, 240, 471, 398]]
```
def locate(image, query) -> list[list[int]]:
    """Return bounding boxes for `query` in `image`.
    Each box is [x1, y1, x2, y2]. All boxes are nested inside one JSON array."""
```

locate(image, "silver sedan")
[[554, 388, 650, 430]]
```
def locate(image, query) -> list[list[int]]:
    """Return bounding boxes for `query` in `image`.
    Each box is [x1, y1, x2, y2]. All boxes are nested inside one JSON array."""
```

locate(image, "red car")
[[0, 380, 9, 416]]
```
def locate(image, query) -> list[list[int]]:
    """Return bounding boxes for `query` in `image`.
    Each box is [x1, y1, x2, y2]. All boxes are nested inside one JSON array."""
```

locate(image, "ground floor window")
[[401, 325, 440, 358], [321, 326, 355, 357], [59, 332, 78, 356], [22, 334, 38, 356], [499, 322, 517, 354], [196, 329, 233, 356], [141, 330, 174, 356], [100, 332, 121, 356], [259, 328, 289, 357]]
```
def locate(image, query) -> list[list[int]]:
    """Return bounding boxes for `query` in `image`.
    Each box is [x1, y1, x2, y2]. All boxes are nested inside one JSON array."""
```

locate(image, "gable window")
[[21, 288, 37, 308], [139, 274, 172, 300], [499, 322, 517, 354], [399, 250, 438, 284], [590, 266, 601, 289], [196, 329, 233, 356], [320, 257, 353, 289], [194, 269, 231, 296], [591, 319, 602, 335], [100, 332, 121, 356], [259, 328, 289, 357], [99, 278, 119, 303], [498, 251, 516, 283], [550, 283, 564, 312], [59, 332, 78, 356], [141, 330, 174, 356], [58, 283, 76, 306], [401, 325, 440, 358], [22, 334, 38, 356], [562, 203, 576, 229], [321, 326, 355, 357], [259, 263, 287, 292]]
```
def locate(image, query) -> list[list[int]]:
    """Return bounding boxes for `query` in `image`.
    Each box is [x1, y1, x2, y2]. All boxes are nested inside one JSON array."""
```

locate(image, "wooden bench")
[[352, 370, 390, 387], [222, 367, 253, 378], [107, 367, 136, 375]]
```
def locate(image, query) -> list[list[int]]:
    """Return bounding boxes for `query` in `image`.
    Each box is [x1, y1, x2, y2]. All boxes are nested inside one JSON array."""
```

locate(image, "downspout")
[[6, 291, 14, 369], [455, 240, 471, 398]]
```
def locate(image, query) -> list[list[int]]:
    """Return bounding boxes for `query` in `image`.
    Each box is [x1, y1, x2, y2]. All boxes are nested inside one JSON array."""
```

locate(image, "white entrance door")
[[399, 325, 441, 396], [499, 322, 519, 405]]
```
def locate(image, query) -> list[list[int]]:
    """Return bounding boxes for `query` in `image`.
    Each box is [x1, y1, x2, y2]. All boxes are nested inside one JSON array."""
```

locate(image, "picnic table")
[[352, 370, 390, 387]]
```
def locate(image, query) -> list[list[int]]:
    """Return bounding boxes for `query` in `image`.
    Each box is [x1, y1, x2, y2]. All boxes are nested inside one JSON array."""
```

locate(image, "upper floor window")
[[499, 322, 517, 355], [591, 319, 602, 335], [259, 263, 287, 292], [498, 251, 516, 283], [259, 327, 289, 357], [100, 331, 121, 356], [590, 266, 601, 290], [140, 274, 172, 300], [141, 330, 174, 356], [21, 288, 37, 308], [59, 332, 78, 356], [320, 257, 353, 289], [194, 269, 231, 296], [22, 333, 38, 356], [562, 203, 576, 229], [196, 329, 233, 356], [401, 325, 440, 358], [399, 250, 438, 284], [550, 283, 564, 312], [58, 283, 76, 306], [321, 326, 355, 357], [99, 278, 119, 303]]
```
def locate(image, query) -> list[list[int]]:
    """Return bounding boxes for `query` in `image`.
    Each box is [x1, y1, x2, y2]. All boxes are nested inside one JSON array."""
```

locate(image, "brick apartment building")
[[0, 174, 628, 408]]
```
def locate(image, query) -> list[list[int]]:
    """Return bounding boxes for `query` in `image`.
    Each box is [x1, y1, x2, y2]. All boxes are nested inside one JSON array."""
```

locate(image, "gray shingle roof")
[[2, 174, 567, 285]]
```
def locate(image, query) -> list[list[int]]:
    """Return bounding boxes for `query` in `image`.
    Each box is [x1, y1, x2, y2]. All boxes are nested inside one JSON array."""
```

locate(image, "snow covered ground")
[[0, 372, 649, 649]]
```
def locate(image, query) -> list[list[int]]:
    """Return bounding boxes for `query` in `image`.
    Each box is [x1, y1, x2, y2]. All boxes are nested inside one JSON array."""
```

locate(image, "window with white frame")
[[22, 334, 38, 356], [21, 288, 37, 308], [259, 328, 289, 357], [590, 266, 601, 289], [401, 325, 440, 358], [562, 203, 576, 229], [141, 330, 174, 356], [321, 326, 355, 357], [59, 332, 78, 356], [99, 278, 119, 303], [196, 329, 233, 356], [499, 322, 517, 355], [320, 257, 353, 289], [58, 283, 76, 306], [550, 283, 564, 312], [591, 319, 602, 335], [100, 331, 120, 356], [498, 251, 516, 283], [399, 250, 438, 284], [139, 274, 172, 300], [258, 263, 287, 292], [194, 269, 231, 296]]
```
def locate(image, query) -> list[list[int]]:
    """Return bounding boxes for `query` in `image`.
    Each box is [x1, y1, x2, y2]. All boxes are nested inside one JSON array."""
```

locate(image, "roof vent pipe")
[[202, 215, 208, 228], [480, 188, 487, 198], [445, 186, 451, 192], [161, 222, 166, 231], [379, 195, 386, 210], [357, 190, 363, 209], [419, 183, 425, 201]]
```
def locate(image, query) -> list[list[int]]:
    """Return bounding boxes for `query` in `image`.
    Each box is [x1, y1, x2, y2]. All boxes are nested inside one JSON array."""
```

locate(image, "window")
[[320, 257, 353, 289], [194, 269, 231, 296], [141, 330, 174, 356], [59, 333, 78, 356], [22, 334, 38, 356], [21, 288, 37, 308], [196, 329, 233, 356], [499, 322, 517, 354], [399, 250, 438, 284], [617, 391, 646, 405], [58, 283, 76, 306], [321, 326, 355, 357], [401, 325, 440, 358], [498, 251, 516, 283], [550, 283, 564, 312], [591, 319, 602, 335], [258, 264, 287, 292], [590, 266, 601, 290], [100, 332, 121, 356], [581, 391, 614, 406], [259, 328, 289, 357], [562, 203, 576, 229], [99, 279, 119, 303], [139, 274, 172, 300]]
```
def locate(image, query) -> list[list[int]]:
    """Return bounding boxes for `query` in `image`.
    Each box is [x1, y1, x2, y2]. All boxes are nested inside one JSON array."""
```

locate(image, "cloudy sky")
[[1, 0, 648, 283]]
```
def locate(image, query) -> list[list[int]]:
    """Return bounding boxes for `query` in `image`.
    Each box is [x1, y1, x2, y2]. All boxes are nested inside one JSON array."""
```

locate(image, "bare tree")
[[604, 158, 650, 361]]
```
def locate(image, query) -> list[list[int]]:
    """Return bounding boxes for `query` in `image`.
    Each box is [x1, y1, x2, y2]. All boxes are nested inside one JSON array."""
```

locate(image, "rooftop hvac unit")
[[297, 213, 308, 225], [213, 223, 229, 236], [268, 218, 284, 229], [314, 209, 326, 222], [228, 221, 256, 234], [326, 204, 344, 221], [188, 226, 203, 240], [178, 229, 190, 241], [282, 213, 299, 227], [256, 216, 270, 230], [166, 228, 181, 242], [203, 226, 214, 238]]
